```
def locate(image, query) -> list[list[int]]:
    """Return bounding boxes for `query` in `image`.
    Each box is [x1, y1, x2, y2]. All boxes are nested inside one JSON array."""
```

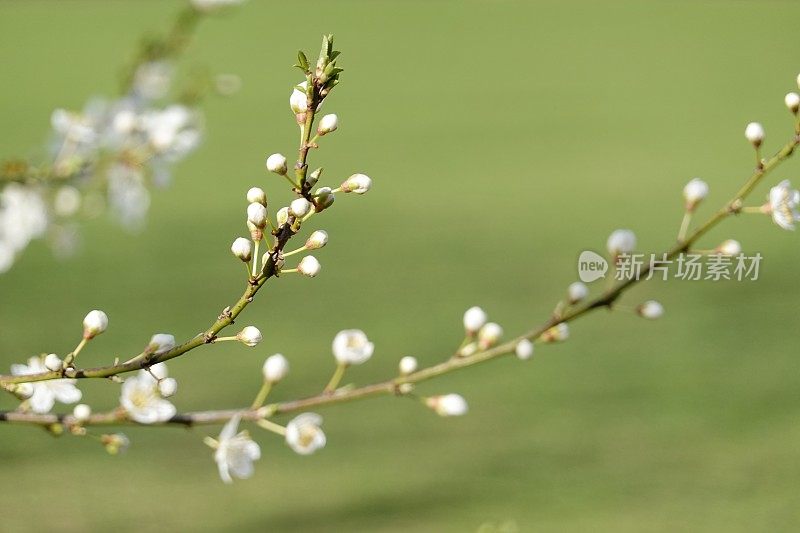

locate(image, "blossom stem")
[[281, 246, 306, 258], [251, 240, 260, 277], [323, 363, 348, 393], [255, 418, 286, 436], [63, 338, 89, 368], [739, 206, 765, 214], [250, 382, 272, 410], [677, 211, 692, 242]]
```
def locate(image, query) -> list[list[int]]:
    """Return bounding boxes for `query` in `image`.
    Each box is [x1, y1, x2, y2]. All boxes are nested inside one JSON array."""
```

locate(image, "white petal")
[[28, 386, 56, 414], [48, 381, 82, 404]]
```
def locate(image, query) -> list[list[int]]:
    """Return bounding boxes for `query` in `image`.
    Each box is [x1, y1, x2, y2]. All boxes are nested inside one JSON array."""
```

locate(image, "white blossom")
[[317, 114, 339, 135], [766, 180, 800, 230], [263, 354, 289, 383], [266, 153, 288, 175], [515, 339, 534, 361], [638, 300, 664, 320], [247, 202, 268, 229], [83, 309, 108, 339], [332, 329, 374, 365], [744, 122, 765, 146], [285, 413, 326, 455], [340, 173, 372, 194], [567, 282, 588, 304], [231, 237, 252, 262], [426, 394, 468, 417], [399, 356, 418, 375], [158, 378, 178, 398], [120, 369, 176, 424], [606, 229, 636, 256], [463, 306, 488, 333], [43, 353, 62, 372], [10, 357, 82, 413], [236, 326, 263, 347], [213, 414, 261, 484], [296, 255, 321, 277]]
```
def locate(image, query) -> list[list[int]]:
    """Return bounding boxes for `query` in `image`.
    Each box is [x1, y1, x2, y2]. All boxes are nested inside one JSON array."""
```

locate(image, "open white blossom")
[[426, 394, 468, 417], [766, 180, 800, 230], [332, 329, 374, 365], [212, 414, 261, 484], [10, 356, 82, 414], [285, 413, 327, 455], [120, 369, 176, 424]]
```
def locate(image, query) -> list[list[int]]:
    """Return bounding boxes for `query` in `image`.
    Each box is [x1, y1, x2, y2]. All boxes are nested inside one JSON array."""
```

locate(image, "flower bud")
[[297, 255, 321, 277], [147, 333, 176, 355], [263, 353, 289, 383], [715, 239, 742, 256], [340, 173, 372, 194], [236, 326, 262, 347], [149, 362, 169, 381], [515, 339, 534, 361], [541, 323, 569, 343], [276, 207, 290, 226], [231, 237, 252, 262], [289, 197, 312, 218], [477, 322, 503, 350], [637, 300, 664, 320], [567, 282, 588, 304], [744, 122, 765, 147], [317, 114, 338, 135], [73, 404, 92, 422], [306, 168, 323, 188], [313, 187, 335, 211], [463, 306, 488, 334], [14, 382, 34, 400], [399, 356, 418, 375], [305, 230, 328, 250], [426, 394, 468, 417], [83, 310, 108, 339], [683, 178, 709, 211], [606, 229, 636, 256], [247, 202, 268, 229], [785, 92, 800, 115], [158, 378, 178, 398], [44, 353, 62, 372], [266, 153, 288, 175], [290, 81, 308, 114], [246, 187, 267, 206]]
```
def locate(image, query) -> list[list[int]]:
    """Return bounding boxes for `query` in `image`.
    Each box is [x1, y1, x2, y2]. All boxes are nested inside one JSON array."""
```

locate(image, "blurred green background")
[[1, 1, 799, 531]]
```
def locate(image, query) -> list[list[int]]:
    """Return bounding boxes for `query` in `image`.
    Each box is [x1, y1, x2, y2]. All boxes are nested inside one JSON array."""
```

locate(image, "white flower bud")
[[262, 353, 289, 383], [247, 202, 268, 229], [317, 114, 338, 135], [332, 330, 374, 365], [477, 322, 503, 350], [306, 168, 323, 188], [158, 377, 178, 398], [83, 310, 108, 339], [340, 173, 372, 194], [463, 306, 488, 334], [637, 300, 664, 320], [289, 81, 308, 114], [541, 323, 569, 343], [426, 394, 468, 417], [314, 187, 335, 211], [73, 403, 92, 422], [15, 382, 34, 400], [246, 187, 267, 206], [399, 356, 418, 375], [515, 339, 534, 361], [785, 92, 800, 115], [305, 230, 328, 250], [744, 122, 765, 147], [148, 333, 176, 355], [289, 198, 312, 218], [236, 326, 262, 347], [149, 362, 169, 381], [266, 153, 288, 175], [567, 282, 588, 304], [54, 186, 82, 217], [715, 239, 742, 256], [276, 207, 290, 226], [231, 237, 252, 262], [606, 229, 636, 256], [683, 178, 709, 210], [44, 353, 62, 372], [297, 255, 321, 277]]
